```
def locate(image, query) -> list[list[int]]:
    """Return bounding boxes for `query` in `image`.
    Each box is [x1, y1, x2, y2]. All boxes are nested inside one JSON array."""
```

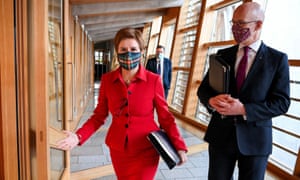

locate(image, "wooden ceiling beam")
[[91, 23, 145, 43], [89, 23, 145, 38], [71, 0, 183, 16], [84, 17, 152, 31], [71, 0, 184, 42], [79, 11, 164, 25], [70, 0, 143, 5]]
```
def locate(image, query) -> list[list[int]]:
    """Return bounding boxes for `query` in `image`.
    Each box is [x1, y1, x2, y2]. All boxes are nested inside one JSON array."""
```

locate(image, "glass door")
[[48, 0, 65, 178]]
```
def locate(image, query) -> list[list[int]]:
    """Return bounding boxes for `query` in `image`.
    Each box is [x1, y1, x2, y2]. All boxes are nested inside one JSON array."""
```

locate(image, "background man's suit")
[[146, 57, 172, 99], [197, 42, 290, 179]]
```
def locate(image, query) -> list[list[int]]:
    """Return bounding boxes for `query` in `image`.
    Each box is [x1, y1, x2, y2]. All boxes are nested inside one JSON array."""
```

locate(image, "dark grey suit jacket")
[[197, 42, 290, 156]]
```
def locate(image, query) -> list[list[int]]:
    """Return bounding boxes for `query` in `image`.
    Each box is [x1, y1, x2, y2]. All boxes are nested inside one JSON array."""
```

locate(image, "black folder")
[[148, 130, 180, 169], [209, 54, 230, 93]]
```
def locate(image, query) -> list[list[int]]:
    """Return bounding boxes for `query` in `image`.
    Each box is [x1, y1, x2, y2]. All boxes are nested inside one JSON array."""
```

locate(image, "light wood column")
[[0, 0, 19, 179], [28, 0, 49, 179]]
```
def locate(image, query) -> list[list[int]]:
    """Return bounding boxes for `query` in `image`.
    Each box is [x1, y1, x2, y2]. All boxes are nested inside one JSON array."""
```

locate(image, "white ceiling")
[[70, 0, 184, 43]]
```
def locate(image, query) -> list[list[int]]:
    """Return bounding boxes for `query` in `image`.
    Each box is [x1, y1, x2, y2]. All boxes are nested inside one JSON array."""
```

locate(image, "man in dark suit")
[[197, 2, 290, 180], [146, 45, 172, 99]]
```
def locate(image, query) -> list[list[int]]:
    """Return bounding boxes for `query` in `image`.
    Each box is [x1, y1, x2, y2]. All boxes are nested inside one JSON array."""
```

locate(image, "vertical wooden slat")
[[182, 0, 208, 117], [0, 0, 19, 179], [27, 0, 49, 179], [15, 0, 32, 178], [61, 0, 72, 179], [294, 148, 300, 177]]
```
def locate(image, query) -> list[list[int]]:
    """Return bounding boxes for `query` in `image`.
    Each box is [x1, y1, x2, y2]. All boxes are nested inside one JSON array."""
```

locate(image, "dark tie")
[[236, 46, 249, 92], [157, 62, 161, 75]]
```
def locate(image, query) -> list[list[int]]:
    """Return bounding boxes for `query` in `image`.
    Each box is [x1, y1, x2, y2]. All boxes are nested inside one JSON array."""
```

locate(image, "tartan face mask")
[[117, 52, 141, 70]]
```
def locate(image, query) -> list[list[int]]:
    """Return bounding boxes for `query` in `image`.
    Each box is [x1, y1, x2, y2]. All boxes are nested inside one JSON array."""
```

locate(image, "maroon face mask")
[[232, 24, 251, 43]]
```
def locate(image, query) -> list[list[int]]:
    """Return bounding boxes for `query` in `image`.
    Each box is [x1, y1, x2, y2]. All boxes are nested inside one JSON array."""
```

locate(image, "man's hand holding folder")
[[208, 54, 230, 94]]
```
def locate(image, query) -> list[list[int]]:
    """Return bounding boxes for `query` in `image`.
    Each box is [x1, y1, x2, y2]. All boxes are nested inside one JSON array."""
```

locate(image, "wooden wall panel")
[[294, 148, 300, 177], [15, 0, 32, 178], [0, 0, 19, 179], [182, 0, 208, 117], [27, 0, 49, 179]]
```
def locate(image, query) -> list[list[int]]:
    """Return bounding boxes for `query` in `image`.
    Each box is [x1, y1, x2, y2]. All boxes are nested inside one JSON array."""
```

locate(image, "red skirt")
[[110, 147, 160, 180]]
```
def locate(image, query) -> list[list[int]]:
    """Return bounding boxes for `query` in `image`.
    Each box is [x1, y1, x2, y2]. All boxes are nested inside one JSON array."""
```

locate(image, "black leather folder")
[[209, 54, 230, 93], [148, 130, 180, 169]]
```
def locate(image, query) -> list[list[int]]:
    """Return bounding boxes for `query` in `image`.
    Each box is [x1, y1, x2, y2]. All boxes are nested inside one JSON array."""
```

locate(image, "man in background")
[[146, 45, 172, 99]]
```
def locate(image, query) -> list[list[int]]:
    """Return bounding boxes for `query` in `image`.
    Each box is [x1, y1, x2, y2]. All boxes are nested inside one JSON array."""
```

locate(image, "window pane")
[[273, 116, 300, 137], [261, 0, 300, 59], [211, 2, 242, 41], [185, 0, 202, 27], [171, 71, 189, 111], [195, 100, 210, 125], [48, 0, 65, 178], [271, 146, 296, 173], [273, 126, 300, 153], [287, 100, 300, 118]]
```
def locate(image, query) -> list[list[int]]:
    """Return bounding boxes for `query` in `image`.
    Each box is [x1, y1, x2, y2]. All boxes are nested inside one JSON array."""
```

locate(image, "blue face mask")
[[156, 53, 164, 60], [117, 52, 141, 70]]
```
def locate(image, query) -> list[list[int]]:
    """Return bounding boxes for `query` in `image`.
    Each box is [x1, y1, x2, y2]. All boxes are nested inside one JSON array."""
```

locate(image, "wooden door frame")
[[15, 0, 32, 178], [27, 0, 49, 179], [0, 0, 19, 179]]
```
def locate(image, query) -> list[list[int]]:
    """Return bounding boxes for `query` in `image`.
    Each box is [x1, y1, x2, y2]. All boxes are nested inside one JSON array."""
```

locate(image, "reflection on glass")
[[50, 148, 65, 179], [195, 100, 210, 125], [210, 2, 242, 42], [171, 71, 189, 112], [48, 0, 65, 178], [48, 0, 63, 129], [202, 46, 231, 79], [162, 24, 175, 58], [185, 0, 201, 28], [178, 30, 196, 68], [194, 46, 231, 124]]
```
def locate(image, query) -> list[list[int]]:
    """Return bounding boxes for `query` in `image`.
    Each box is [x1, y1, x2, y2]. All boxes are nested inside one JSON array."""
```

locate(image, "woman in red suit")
[[58, 27, 188, 180]]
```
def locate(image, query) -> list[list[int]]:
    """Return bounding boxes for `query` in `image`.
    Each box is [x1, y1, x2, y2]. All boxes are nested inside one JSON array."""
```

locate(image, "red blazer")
[[76, 65, 187, 153]]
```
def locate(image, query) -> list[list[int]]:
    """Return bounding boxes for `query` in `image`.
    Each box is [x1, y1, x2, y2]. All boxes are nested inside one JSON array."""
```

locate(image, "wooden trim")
[[294, 148, 300, 177], [178, 25, 198, 34], [64, 0, 72, 125], [28, 0, 49, 179], [0, 87, 2, 180], [289, 60, 300, 66], [181, 0, 207, 116], [267, 162, 299, 180], [172, 66, 190, 72], [0, 0, 19, 179], [15, 0, 32, 179], [209, 0, 242, 10], [60, 0, 72, 179], [0, 93, 2, 179], [203, 40, 236, 48], [70, 0, 137, 5]]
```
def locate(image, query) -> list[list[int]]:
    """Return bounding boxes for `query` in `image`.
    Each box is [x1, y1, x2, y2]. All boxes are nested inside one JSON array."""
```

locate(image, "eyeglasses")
[[230, 20, 259, 26]]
